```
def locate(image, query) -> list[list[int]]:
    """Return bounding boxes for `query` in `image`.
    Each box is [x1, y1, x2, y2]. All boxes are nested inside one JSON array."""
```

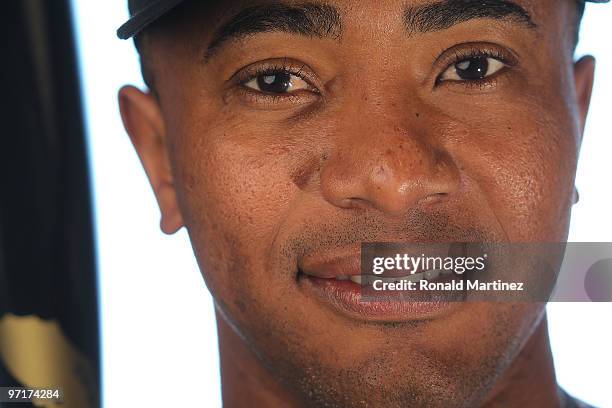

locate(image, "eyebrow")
[[204, 0, 536, 61], [204, 3, 342, 61], [404, 0, 537, 35]]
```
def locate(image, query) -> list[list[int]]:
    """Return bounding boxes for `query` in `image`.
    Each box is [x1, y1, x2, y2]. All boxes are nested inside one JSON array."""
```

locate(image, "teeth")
[[382, 276, 413, 283], [404, 273, 422, 283], [349, 275, 362, 284], [346, 269, 445, 285]]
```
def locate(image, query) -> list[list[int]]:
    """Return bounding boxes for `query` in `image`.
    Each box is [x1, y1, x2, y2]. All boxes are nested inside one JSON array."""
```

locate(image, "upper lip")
[[299, 246, 362, 278], [298, 244, 460, 279]]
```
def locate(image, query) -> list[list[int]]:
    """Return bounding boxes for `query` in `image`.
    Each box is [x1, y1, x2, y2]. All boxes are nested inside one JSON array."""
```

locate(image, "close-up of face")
[[118, 0, 596, 406]]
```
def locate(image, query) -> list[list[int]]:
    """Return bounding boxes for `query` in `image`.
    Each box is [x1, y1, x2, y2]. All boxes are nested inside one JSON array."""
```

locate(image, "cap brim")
[[117, 0, 185, 39]]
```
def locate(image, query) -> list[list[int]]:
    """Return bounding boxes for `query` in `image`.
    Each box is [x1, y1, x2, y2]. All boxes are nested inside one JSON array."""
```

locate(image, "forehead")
[[144, 0, 576, 83], [163, 0, 572, 34], [153, 0, 573, 43]]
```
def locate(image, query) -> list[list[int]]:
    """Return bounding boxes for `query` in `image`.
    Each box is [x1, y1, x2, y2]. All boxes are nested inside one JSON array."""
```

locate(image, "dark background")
[[0, 1, 99, 407]]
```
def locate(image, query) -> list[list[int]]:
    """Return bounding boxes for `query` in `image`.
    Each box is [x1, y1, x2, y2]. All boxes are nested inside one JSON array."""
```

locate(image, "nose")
[[320, 121, 461, 216]]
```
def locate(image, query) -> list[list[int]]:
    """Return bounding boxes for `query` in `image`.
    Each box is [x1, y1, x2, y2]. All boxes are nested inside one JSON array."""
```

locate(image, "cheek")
[[446, 100, 578, 242], [168, 119, 305, 299]]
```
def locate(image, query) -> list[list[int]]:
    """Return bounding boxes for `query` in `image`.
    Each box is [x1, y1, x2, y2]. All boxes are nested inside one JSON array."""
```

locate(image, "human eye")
[[236, 59, 320, 98], [440, 55, 506, 82], [243, 70, 312, 94], [435, 44, 517, 87]]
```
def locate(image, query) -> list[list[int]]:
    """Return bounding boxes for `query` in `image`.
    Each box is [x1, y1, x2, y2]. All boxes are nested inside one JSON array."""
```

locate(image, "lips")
[[299, 250, 362, 278], [297, 245, 467, 322], [308, 267, 454, 285]]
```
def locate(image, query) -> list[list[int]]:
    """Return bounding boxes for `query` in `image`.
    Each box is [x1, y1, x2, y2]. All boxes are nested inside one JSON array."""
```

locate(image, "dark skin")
[[119, 0, 595, 406]]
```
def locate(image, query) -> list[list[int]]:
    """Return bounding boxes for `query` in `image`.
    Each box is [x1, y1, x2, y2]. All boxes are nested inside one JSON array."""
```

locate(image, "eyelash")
[[435, 45, 517, 88], [235, 60, 319, 101], [231, 44, 517, 102]]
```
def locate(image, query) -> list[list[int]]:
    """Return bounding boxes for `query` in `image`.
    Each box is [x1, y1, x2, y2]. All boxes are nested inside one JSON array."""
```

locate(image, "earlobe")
[[573, 56, 596, 136], [573, 187, 580, 205], [118, 85, 184, 234]]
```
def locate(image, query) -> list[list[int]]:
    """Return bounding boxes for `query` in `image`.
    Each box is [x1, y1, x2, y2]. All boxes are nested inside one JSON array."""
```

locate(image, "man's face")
[[120, 0, 594, 405]]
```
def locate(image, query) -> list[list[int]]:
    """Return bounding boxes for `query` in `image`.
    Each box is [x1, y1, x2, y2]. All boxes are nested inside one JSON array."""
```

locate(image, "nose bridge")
[[320, 112, 460, 215]]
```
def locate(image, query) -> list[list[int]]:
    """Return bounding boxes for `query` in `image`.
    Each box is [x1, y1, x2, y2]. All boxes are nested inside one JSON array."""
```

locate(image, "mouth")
[[297, 246, 468, 322], [340, 267, 455, 285]]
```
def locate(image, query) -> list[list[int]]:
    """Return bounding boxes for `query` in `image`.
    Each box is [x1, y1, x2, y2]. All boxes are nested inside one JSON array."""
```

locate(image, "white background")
[[71, 1, 612, 406]]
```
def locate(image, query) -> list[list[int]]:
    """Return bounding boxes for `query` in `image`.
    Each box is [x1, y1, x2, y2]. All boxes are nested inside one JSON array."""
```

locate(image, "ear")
[[118, 85, 184, 234], [573, 56, 596, 137], [572, 56, 595, 207]]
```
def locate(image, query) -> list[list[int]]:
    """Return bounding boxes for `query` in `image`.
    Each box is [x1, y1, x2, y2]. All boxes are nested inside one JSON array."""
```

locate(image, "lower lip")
[[299, 274, 466, 322]]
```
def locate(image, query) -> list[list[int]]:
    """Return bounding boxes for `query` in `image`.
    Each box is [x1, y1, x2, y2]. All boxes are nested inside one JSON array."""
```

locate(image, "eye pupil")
[[257, 72, 292, 93], [455, 56, 489, 80]]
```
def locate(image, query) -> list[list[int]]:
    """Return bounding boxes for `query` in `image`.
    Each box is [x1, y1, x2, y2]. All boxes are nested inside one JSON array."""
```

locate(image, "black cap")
[[117, 0, 185, 39], [117, 0, 610, 40]]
